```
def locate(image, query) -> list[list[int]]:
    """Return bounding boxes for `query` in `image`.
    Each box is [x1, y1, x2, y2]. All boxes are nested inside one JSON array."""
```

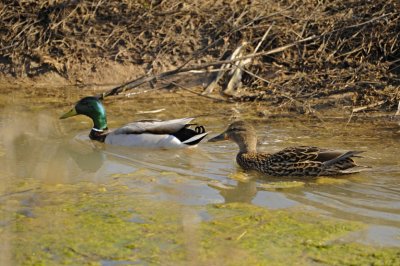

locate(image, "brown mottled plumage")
[[209, 121, 365, 177]]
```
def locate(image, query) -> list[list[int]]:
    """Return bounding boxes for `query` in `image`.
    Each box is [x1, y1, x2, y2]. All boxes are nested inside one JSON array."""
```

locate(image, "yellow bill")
[[60, 107, 78, 119]]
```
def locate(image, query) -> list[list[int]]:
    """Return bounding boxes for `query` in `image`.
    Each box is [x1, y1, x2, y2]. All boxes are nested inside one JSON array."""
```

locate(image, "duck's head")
[[209, 121, 257, 153], [60, 96, 108, 131]]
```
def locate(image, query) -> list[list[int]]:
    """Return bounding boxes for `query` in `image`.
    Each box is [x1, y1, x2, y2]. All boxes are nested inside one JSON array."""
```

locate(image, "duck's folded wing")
[[270, 146, 322, 163], [272, 146, 363, 164], [112, 118, 194, 135]]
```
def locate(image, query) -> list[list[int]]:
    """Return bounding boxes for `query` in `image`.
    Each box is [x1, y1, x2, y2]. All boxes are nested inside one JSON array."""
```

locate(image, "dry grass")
[[0, 0, 399, 110]]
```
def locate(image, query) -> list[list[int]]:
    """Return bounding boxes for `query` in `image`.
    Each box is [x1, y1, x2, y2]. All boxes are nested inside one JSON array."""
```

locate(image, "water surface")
[[1, 87, 399, 264]]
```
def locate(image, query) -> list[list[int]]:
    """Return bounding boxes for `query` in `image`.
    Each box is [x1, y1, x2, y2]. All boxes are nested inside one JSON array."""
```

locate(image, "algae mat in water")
[[1, 182, 399, 265]]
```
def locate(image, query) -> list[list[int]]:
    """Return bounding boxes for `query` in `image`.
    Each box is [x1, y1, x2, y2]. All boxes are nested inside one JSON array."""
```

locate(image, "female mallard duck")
[[60, 96, 208, 148], [209, 121, 365, 177]]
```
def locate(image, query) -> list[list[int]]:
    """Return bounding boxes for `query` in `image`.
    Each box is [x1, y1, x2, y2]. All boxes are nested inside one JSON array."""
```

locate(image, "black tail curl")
[[195, 125, 205, 134], [172, 124, 207, 144]]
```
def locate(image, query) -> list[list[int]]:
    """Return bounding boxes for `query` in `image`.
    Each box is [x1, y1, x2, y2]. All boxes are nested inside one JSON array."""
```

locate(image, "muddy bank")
[[0, 0, 399, 111]]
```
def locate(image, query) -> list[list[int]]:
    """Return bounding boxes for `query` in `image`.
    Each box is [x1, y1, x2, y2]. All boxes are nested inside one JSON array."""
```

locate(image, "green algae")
[[315, 177, 350, 185], [203, 204, 400, 265], [1, 183, 399, 265], [258, 181, 305, 190]]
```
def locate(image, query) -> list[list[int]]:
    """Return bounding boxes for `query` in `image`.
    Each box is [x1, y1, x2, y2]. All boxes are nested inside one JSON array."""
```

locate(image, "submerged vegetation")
[[0, 0, 399, 112], [2, 182, 399, 265]]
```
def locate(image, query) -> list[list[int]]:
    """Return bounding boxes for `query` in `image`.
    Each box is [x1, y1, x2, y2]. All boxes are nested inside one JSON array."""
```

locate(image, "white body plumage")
[[105, 132, 204, 148], [103, 118, 208, 148]]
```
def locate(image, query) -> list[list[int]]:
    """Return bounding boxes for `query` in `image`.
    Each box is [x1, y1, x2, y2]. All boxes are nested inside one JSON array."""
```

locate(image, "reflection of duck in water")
[[60, 97, 208, 149], [209, 180, 257, 204], [63, 142, 104, 173], [209, 121, 366, 177]]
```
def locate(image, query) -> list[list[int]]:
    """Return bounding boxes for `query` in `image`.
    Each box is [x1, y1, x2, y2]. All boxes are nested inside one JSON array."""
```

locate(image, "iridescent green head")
[[60, 96, 108, 131]]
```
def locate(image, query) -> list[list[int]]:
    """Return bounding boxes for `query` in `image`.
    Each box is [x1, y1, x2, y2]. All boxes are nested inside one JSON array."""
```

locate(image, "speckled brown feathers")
[[237, 148, 360, 176], [209, 121, 365, 177]]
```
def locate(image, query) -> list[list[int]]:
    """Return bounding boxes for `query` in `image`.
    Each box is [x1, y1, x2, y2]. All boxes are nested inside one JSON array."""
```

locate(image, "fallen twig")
[[347, 100, 387, 125], [352, 100, 386, 113]]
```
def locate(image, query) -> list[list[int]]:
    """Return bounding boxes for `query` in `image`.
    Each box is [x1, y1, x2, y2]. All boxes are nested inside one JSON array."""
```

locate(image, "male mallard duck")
[[209, 121, 365, 177], [60, 96, 208, 148]]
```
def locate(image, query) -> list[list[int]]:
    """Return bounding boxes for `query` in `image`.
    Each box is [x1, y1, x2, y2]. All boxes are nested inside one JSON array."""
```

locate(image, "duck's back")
[[237, 146, 362, 177]]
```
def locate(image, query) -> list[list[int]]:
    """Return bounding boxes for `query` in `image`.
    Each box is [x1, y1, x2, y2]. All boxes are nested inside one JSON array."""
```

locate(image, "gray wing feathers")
[[112, 118, 194, 135]]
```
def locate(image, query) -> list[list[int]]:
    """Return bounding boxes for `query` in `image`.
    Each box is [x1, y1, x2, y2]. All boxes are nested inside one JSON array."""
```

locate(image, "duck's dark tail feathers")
[[182, 132, 208, 145], [173, 125, 209, 146], [323, 151, 364, 167]]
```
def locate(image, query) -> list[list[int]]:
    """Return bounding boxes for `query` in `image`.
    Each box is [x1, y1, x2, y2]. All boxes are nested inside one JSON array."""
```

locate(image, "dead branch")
[[352, 100, 386, 113], [202, 42, 247, 95], [98, 35, 316, 98]]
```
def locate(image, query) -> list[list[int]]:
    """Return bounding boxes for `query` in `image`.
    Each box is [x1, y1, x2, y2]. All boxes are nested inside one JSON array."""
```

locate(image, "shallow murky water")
[[1, 86, 399, 264]]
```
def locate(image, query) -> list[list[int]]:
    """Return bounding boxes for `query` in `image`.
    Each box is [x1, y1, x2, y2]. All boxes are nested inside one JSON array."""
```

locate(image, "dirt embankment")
[[0, 0, 399, 111]]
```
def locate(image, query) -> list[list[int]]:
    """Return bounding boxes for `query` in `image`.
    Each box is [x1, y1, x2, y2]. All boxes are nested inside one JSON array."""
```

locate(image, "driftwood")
[[202, 42, 247, 96], [222, 23, 274, 96], [223, 45, 246, 96]]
